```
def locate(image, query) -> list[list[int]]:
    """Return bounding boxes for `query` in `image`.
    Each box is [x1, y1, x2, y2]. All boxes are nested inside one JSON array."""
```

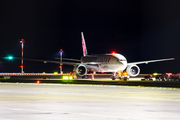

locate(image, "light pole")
[[20, 39, 24, 74], [60, 49, 63, 74]]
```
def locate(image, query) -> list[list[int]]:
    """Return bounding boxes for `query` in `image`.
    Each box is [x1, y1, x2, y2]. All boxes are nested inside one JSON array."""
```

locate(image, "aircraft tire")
[[111, 76, 116, 80]]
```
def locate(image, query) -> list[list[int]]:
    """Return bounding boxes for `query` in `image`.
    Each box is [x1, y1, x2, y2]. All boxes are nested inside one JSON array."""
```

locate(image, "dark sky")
[[0, 0, 179, 74]]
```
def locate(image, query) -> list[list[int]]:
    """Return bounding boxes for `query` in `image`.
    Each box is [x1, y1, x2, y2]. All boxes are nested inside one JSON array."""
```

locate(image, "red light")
[[20, 65, 23, 68], [36, 80, 40, 84], [21, 39, 24, 41], [112, 51, 116, 54], [59, 65, 62, 68], [60, 49, 63, 52], [101, 72, 104, 74]]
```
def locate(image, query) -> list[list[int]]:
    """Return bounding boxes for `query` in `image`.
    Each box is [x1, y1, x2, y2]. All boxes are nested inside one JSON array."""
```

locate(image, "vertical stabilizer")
[[81, 32, 88, 56]]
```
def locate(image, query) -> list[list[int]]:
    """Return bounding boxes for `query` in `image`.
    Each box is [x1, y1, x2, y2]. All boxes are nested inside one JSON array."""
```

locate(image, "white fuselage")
[[81, 53, 127, 72]]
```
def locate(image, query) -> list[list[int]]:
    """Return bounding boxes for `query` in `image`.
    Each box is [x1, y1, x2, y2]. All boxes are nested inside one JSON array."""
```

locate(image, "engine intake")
[[126, 65, 140, 77], [75, 64, 87, 76]]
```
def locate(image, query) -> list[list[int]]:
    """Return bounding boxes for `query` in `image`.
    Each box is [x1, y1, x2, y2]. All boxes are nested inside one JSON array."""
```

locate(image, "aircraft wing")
[[55, 58, 81, 62], [23, 58, 81, 66], [128, 58, 174, 65], [13, 57, 94, 66]]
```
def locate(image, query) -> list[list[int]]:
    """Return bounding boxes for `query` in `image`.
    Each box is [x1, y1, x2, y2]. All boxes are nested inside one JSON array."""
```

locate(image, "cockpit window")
[[119, 59, 126, 61]]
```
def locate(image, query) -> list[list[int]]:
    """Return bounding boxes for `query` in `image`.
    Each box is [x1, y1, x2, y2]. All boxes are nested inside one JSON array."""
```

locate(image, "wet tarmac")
[[0, 83, 180, 120]]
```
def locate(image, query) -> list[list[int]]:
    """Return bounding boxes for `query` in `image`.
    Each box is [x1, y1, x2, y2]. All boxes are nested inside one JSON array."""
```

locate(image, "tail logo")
[[81, 32, 88, 56]]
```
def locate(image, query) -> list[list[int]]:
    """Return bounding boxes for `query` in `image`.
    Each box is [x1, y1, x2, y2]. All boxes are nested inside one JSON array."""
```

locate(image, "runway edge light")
[[63, 76, 69, 79], [36, 80, 40, 84], [153, 73, 158, 76], [69, 76, 73, 79], [54, 72, 58, 74], [62, 76, 73, 80]]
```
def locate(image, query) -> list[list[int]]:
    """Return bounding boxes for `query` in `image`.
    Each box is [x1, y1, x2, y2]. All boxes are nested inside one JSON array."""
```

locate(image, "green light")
[[7, 56, 13, 60], [63, 76, 69, 79], [54, 72, 58, 74], [61, 76, 74, 83], [153, 73, 158, 76]]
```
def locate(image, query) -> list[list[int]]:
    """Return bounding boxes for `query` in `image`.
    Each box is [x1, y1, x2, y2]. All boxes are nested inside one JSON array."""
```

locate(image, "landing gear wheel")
[[111, 76, 116, 80], [82, 75, 89, 79]]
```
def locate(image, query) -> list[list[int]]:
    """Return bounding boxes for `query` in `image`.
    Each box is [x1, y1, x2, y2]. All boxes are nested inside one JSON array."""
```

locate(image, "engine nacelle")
[[125, 65, 140, 77], [75, 64, 87, 76]]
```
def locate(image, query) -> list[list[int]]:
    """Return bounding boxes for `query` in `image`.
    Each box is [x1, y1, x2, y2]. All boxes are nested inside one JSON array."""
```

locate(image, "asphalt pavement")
[[0, 83, 180, 120]]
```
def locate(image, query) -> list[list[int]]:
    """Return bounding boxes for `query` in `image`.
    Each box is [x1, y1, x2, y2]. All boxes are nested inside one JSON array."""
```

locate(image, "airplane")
[[66, 32, 174, 80], [24, 32, 174, 80]]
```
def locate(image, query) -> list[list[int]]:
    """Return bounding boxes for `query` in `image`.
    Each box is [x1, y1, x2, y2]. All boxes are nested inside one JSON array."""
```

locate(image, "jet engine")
[[125, 65, 140, 77], [75, 64, 87, 76]]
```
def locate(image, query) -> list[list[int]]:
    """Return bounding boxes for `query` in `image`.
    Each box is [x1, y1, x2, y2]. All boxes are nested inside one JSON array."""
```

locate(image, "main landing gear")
[[111, 75, 116, 80], [111, 72, 129, 80], [111, 72, 116, 80], [82, 75, 89, 79]]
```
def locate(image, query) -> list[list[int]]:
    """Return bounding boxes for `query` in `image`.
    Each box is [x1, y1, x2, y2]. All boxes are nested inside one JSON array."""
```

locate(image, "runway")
[[0, 83, 180, 120]]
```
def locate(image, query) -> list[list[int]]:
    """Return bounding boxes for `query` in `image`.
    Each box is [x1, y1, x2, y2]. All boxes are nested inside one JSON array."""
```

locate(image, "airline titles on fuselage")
[[97, 57, 111, 64]]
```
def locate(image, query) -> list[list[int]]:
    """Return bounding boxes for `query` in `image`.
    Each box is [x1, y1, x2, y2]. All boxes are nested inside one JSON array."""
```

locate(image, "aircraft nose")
[[119, 61, 124, 65], [119, 60, 127, 66]]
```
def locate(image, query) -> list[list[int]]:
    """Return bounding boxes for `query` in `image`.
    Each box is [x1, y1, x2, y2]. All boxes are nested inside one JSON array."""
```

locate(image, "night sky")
[[0, 0, 179, 74]]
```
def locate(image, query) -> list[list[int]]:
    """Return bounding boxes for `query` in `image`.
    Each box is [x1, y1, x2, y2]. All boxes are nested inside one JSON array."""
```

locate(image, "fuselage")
[[81, 53, 127, 72]]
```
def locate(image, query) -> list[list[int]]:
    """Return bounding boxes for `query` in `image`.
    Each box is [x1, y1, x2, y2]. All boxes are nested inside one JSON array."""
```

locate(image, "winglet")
[[81, 32, 88, 56]]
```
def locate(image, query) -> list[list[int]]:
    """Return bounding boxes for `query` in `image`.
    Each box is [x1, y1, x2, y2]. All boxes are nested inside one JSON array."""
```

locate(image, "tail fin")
[[81, 32, 88, 56]]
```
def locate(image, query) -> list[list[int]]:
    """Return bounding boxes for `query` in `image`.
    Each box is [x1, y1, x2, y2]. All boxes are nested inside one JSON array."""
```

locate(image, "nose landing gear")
[[111, 72, 129, 80]]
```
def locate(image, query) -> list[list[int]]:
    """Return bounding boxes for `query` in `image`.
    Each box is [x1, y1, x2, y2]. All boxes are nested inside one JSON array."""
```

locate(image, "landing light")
[[118, 71, 122, 75], [123, 72, 127, 75]]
